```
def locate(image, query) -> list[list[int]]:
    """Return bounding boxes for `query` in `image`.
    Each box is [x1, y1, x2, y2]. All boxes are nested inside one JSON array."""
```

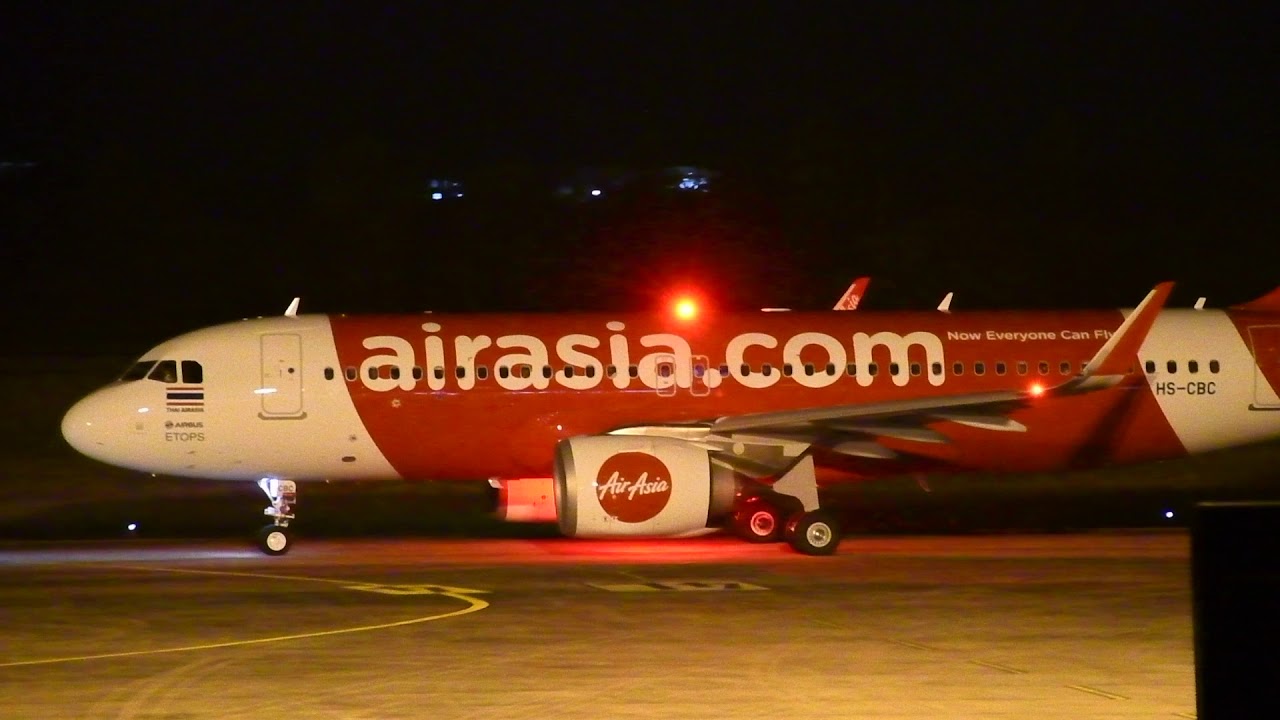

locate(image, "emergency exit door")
[[260, 333, 305, 418]]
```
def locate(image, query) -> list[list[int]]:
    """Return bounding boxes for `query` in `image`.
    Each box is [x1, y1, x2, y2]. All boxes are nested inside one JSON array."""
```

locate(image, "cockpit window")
[[181, 360, 204, 384], [147, 360, 179, 383], [119, 360, 157, 382]]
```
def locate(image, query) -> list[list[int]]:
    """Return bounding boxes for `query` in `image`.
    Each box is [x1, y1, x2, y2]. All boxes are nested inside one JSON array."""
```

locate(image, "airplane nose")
[[61, 394, 104, 459]]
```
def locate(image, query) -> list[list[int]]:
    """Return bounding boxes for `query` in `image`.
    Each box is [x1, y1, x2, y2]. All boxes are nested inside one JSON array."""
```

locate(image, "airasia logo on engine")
[[595, 452, 672, 523]]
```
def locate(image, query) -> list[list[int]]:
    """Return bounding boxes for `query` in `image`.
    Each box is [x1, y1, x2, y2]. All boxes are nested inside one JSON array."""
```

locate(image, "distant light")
[[1164, 510, 1174, 519], [127, 523, 138, 531], [431, 192, 443, 201], [590, 189, 602, 197], [675, 299, 698, 320], [137, 407, 150, 413], [1028, 383, 1045, 397], [456, 192, 463, 198]]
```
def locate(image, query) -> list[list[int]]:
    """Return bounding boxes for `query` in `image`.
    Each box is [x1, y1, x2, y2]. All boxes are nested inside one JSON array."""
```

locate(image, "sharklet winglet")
[[1080, 282, 1174, 379], [284, 297, 301, 318]]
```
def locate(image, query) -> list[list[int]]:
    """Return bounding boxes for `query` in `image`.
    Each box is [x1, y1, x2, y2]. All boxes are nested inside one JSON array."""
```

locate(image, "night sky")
[[2, 3, 1277, 355]]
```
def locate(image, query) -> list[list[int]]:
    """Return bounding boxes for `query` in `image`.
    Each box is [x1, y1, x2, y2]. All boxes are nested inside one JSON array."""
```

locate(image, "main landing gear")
[[731, 455, 843, 556], [257, 478, 296, 556]]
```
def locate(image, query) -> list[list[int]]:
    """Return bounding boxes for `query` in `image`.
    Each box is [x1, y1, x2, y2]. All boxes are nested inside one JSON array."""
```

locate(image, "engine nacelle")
[[553, 435, 738, 538]]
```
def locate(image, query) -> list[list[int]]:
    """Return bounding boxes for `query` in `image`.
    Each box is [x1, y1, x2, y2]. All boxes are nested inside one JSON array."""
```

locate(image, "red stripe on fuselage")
[[328, 311, 1185, 480]]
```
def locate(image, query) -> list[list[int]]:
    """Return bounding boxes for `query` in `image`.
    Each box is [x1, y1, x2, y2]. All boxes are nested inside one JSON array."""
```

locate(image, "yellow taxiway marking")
[[0, 565, 490, 668], [1065, 684, 1129, 701], [969, 659, 1028, 674]]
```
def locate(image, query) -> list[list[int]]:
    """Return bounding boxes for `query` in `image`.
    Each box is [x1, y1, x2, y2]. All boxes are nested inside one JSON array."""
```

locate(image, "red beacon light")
[[1028, 382, 1046, 398], [674, 298, 698, 320]]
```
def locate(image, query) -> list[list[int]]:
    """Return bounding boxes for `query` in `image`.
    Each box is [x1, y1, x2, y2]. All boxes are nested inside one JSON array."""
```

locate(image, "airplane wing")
[[611, 282, 1174, 476], [833, 277, 870, 310]]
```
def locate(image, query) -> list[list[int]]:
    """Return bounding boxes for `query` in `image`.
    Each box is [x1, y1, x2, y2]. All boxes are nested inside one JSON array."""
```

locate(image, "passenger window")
[[499, 366, 510, 379], [719, 364, 730, 377], [847, 363, 857, 376], [345, 367, 357, 382], [605, 365, 616, 378], [826, 363, 837, 376], [953, 362, 964, 376], [1017, 361, 1028, 376], [868, 363, 879, 376], [762, 363, 773, 376], [1188, 360, 1199, 374], [412, 366, 423, 380], [181, 360, 204, 384], [629, 365, 639, 378], [741, 363, 751, 376], [805, 363, 816, 376], [995, 362, 1006, 376], [931, 362, 942, 376], [1167, 360, 1177, 374], [367, 366, 378, 381], [433, 367, 445, 380], [782, 363, 793, 377], [1210, 360, 1220, 374], [542, 365, 553, 379], [324, 367, 334, 381], [890, 362, 900, 376], [1038, 361, 1050, 375], [1059, 361, 1071, 375], [910, 363, 921, 376], [586, 365, 597, 378], [1145, 360, 1156, 374], [455, 366, 466, 379], [565, 366, 576, 378], [390, 366, 401, 380], [974, 362, 986, 376], [148, 360, 179, 383], [477, 366, 489, 380]]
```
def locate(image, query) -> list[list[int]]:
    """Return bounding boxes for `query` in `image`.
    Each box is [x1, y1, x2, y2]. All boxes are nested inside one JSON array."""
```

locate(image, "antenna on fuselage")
[[937, 292, 954, 313], [284, 297, 301, 317], [1194, 297, 1206, 310]]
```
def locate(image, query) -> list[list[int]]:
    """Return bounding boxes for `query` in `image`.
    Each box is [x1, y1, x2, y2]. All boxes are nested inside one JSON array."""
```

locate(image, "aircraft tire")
[[785, 511, 842, 556], [257, 524, 293, 556], [734, 504, 784, 543]]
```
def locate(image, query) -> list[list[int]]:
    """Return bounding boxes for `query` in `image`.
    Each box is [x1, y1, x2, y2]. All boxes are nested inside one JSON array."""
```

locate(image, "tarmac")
[[0, 532, 1195, 719]]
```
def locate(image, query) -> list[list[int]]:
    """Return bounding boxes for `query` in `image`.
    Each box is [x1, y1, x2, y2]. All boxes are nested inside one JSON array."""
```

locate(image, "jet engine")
[[553, 435, 738, 538]]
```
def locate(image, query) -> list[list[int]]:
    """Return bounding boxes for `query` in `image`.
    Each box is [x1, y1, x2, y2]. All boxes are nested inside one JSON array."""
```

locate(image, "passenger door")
[[260, 333, 305, 418]]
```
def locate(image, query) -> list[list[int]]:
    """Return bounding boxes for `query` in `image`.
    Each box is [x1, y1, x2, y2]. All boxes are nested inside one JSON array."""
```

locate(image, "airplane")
[[61, 283, 1280, 557], [832, 276, 870, 310], [761, 276, 870, 312]]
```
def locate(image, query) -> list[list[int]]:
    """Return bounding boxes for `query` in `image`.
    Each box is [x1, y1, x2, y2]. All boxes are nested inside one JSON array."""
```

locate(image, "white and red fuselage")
[[61, 294, 1280, 549]]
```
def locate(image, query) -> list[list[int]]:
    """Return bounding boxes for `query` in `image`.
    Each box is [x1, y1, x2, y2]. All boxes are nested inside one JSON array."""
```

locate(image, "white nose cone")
[[61, 395, 103, 460]]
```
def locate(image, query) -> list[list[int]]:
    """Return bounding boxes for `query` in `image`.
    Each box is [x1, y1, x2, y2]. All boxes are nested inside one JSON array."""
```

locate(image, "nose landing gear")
[[257, 478, 296, 556]]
